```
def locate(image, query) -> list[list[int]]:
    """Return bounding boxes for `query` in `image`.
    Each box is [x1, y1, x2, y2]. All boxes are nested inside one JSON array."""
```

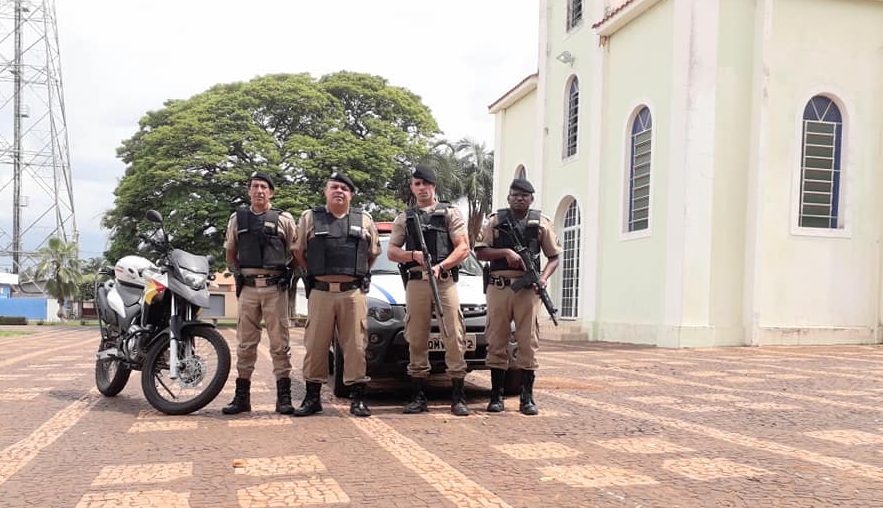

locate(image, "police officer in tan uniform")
[[223, 171, 298, 415], [387, 164, 472, 416], [292, 172, 380, 417], [475, 178, 561, 415]]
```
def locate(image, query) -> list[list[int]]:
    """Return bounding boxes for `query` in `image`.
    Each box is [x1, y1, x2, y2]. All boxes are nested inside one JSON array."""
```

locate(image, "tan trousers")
[[484, 283, 540, 371], [405, 277, 467, 379], [236, 284, 292, 380], [302, 288, 369, 385]]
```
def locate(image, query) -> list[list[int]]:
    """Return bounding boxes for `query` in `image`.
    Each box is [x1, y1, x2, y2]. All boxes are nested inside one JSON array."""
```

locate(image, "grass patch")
[[0, 330, 31, 337]]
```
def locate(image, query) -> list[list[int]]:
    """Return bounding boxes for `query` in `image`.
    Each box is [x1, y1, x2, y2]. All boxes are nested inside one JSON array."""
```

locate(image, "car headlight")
[[367, 297, 393, 322], [179, 267, 208, 289]]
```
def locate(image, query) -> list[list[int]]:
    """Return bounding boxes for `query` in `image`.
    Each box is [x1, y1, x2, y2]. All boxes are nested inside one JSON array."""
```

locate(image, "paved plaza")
[[1, 326, 882, 507]]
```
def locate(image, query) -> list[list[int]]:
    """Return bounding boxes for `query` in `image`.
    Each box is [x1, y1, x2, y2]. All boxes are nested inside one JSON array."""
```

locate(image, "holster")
[[397, 264, 409, 288], [234, 273, 244, 298], [482, 263, 490, 294], [361, 274, 372, 293], [303, 276, 314, 299]]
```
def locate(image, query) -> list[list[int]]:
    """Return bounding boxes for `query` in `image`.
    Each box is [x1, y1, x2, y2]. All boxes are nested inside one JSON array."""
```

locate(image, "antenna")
[[0, 0, 77, 279]]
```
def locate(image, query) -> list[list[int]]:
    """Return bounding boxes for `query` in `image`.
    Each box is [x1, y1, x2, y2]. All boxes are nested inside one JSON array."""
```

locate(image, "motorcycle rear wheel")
[[95, 330, 132, 396], [141, 326, 230, 415], [95, 356, 131, 396]]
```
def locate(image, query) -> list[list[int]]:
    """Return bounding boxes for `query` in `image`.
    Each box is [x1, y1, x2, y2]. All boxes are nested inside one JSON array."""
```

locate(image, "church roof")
[[487, 72, 538, 114], [592, 0, 638, 29]]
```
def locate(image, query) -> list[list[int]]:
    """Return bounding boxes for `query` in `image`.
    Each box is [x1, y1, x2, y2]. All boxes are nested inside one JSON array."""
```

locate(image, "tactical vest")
[[402, 203, 454, 269], [490, 208, 542, 273], [236, 207, 289, 270], [306, 207, 369, 278]]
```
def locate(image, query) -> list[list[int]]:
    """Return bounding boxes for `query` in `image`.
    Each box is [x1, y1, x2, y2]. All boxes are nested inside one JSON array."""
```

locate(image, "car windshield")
[[371, 237, 483, 276]]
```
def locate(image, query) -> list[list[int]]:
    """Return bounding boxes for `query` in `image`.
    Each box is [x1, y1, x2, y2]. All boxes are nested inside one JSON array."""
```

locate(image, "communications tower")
[[0, 0, 77, 279]]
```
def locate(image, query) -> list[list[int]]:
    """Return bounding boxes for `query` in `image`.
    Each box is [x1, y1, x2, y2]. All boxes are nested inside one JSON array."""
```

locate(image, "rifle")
[[498, 215, 559, 326], [408, 210, 449, 339]]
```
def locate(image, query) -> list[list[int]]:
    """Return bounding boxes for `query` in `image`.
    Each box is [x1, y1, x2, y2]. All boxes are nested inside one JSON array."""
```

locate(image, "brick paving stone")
[[662, 458, 772, 481], [538, 464, 658, 488], [128, 420, 199, 433], [4, 327, 883, 507], [804, 430, 883, 445], [75, 490, 191, 508], [232, 455, 326, 476], [237, 479, 350, 507], [594, 437, 695, 454], [493, 442, 582, 460], [92, 462, 193, 485]]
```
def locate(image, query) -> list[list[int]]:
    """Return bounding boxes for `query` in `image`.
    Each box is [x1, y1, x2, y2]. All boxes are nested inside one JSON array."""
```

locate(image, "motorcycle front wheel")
[[141, 325, 230, 415]]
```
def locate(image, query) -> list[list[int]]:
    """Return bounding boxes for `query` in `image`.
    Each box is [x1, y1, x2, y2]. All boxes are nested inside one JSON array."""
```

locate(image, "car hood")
[[368, 274, 486, 306]]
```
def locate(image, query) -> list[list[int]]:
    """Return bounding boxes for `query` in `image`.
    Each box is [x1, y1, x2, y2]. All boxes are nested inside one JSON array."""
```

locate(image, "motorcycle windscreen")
[[170, 249, 209, 274], [168, 249, 211, 309]]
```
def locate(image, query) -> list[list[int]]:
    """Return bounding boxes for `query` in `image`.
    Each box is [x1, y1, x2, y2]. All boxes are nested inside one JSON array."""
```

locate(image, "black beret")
[[248, 171, 275, 190], [411, 164, 437, 185], [510, 178, 535, 194], [329, 171, 356, 192]]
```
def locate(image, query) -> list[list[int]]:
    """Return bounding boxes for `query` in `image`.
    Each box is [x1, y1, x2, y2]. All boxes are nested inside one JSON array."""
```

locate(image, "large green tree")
[[105, 72, 439, 266], [34, 237, 82, 319]]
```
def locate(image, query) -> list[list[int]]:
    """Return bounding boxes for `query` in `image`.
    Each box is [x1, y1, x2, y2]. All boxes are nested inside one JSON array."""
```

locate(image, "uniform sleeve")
[[364, 214, 381, 258], [388, 213, 407, 247], [293, 210, 312, 254], [446, 207, 468, 240], [540, 215, 563, 258], [223, 212, 238, 251], [473, 215, 497, 249], [280, 212, 298, 253]]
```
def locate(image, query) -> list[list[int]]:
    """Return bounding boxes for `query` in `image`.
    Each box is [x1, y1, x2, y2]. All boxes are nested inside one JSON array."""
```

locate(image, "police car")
[[329, 222, 497, 397]]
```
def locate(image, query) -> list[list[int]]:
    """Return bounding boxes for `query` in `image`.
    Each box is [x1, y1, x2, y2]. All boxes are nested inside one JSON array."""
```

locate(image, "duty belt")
[[242, 274, 284, 287], [407, 269, 452, 281], [312, 280, 362, 293], [489, 275, 518, 289]]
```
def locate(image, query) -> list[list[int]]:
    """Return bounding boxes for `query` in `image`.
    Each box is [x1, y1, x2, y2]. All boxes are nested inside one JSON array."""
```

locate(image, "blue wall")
[[0, 297, 47, 319]]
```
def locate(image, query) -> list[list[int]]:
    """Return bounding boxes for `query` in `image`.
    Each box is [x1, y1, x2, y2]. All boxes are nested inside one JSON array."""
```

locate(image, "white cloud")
[[55, 0, 538, 257]]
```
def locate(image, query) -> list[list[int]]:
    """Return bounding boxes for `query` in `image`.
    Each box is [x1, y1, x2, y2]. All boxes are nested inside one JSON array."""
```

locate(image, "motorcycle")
[[94, 209, 231, 415]]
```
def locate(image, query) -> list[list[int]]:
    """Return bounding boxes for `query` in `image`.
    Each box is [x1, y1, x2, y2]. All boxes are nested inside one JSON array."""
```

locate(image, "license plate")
[[428, 334, 477, 352]]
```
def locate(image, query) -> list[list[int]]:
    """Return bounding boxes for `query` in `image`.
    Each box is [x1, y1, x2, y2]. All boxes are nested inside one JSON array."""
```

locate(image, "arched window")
[[799, 95, 843, 229], [560, 200, 581, 319], [567, 0, 583, 30], [515, 165, 526, 180], [628, 107, 652, 232], [564, 77, 579, 158]]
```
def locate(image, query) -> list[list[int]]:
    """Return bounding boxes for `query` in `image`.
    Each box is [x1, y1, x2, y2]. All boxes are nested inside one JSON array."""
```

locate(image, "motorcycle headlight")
[[367, 297, 393, 322], [179, 267, 208, 289]]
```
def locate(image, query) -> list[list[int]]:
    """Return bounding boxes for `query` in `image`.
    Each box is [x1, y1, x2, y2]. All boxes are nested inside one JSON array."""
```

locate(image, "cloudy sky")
[[52, 0, 538, 259]]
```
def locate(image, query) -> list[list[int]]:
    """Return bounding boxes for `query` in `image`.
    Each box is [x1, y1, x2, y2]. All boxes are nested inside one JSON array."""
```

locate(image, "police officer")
[[474, 178, 561, 415], [292, 172, 380, 417], [387, 164, 472, 416], [223, 171, 298, 415]]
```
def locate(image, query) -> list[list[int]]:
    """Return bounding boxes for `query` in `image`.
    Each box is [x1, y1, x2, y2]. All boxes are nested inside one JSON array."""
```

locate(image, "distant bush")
[[0, 316, 27, 325]]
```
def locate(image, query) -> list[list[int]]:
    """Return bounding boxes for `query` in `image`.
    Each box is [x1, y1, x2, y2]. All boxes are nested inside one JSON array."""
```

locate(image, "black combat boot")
[[275, 377, 294, 415], [222, 378, 251, 415], [349, 383, 371, 417], [402, 377, 428, 414], [519, 370, 538, 416], [451, 377, 470, 416], [293, 381, 323, 417], [486, 368, 506, 413]]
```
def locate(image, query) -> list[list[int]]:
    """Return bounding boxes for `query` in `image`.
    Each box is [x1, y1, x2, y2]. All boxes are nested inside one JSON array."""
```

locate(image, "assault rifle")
[[499, 215, 559, 326], [408, 210, 449, 339]]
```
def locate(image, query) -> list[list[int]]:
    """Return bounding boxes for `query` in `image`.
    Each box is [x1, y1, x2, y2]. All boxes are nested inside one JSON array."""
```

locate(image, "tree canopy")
[[104, 72, 439, 266]]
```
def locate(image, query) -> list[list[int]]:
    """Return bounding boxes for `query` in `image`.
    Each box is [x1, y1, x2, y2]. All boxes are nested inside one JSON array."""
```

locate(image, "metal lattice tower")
[[0, 0, 76, 278]]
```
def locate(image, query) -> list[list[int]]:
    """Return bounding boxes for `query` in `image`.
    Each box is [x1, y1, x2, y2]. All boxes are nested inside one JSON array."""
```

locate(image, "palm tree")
[[453, 138, 494, 246], [34, 237, 82, 320]]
